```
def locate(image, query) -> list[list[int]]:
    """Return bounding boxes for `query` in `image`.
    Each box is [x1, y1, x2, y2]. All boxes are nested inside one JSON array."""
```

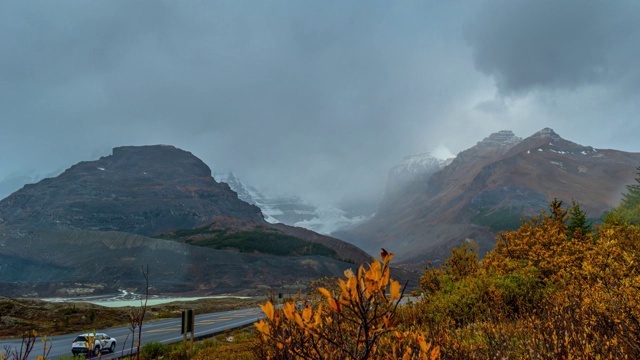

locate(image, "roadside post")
[[181, 309, 195, 349]]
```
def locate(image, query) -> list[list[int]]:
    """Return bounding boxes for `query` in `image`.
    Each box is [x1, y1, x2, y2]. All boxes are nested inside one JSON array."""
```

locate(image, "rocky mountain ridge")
[[0, 145, 265, 235], [337, 128, 640, 266]]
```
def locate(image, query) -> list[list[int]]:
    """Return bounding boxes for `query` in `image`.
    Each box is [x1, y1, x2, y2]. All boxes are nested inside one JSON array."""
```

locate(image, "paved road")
[[0, 307, 264, 359]]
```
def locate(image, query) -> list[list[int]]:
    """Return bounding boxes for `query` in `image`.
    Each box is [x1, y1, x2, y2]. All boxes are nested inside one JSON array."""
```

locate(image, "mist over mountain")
[[337, 128, 640, 266], [214, 172, 375, 235], [385, 153, 453, 196]]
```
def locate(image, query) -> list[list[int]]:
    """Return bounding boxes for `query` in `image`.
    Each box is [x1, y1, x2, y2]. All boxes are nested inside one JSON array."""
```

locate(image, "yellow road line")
[[147, 328, 178, 333], [198, 318, 230, 324]]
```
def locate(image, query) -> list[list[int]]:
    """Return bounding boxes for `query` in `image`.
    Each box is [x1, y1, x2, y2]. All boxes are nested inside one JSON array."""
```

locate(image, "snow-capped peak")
[[390, 152, 452, 175], [385, 152, 452, 196], [476, 130, 522, 148]]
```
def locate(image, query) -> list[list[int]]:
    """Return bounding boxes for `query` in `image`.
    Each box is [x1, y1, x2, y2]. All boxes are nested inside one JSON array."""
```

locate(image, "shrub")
[[253, 249, 440, 359], [139, 341, 167, 360], [409, 200, 640, 359]]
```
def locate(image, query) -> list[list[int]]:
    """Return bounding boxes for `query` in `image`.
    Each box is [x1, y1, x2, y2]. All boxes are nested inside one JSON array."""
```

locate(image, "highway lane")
[[0, 307, 264, 360]]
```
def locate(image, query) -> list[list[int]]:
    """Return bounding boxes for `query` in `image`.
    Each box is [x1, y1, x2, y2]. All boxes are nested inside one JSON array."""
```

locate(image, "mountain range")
[[2, 128, 638, 297], [337, 128, 640, 267], [0, 145, 376, 298]]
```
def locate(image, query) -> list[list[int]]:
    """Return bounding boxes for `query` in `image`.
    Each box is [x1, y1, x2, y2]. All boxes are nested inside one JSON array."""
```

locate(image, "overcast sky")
[[1, 0, 639, 205]]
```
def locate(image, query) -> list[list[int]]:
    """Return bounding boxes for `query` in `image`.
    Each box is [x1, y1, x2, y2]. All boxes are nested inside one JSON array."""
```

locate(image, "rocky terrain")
[[0, 145, 264, 235], [337, 128, 640, 266], [0, 145, 382, 298]]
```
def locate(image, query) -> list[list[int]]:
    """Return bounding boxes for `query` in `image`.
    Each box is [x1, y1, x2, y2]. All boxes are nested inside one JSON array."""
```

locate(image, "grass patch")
[[197, 230, 338, 258], [470, 207, 525, 232], [160, 225, 339, 259], [130, 327, 258, 360], [157, 226, 227, 240]]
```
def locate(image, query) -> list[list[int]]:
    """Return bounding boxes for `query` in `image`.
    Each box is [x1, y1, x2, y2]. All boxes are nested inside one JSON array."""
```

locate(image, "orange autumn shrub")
[[411, 200, 640, 359], [253, 250, 440, 360]]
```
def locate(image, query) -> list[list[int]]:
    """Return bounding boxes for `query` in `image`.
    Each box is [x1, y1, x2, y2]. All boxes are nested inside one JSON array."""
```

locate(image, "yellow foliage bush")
[[412, 200, 640, 359], [253, 249, 440, 359]]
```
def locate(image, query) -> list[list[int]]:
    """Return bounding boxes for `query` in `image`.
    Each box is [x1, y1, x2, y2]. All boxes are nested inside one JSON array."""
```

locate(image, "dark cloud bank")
[[1, 0, 639, 205], [466, 0, 640, 95]]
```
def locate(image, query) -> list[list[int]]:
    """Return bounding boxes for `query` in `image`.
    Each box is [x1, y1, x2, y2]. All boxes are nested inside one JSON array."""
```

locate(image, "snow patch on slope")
[[385, 152, 452, 195]]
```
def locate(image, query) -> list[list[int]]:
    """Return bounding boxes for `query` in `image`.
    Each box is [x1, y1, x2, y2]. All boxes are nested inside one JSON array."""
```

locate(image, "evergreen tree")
[[618, 165, 640, 225], [621, 165, 640, 207], [549, 198, 568, 227], [567, 201, 593, 240]]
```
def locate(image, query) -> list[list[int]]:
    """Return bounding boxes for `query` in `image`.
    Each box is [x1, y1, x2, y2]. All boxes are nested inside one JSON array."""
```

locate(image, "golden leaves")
[[260, 301, 275, 321], [378, 330, 440, 360], [390, 279, 402, 301], [302, 305, 313, 323], [254, 249, 419, 359], [314, 304, 323, 327], [282, 302, 295, 321], [344, 268, 355, 278], [294, 312, 304, 329], [254, 320, 270, 336], [318, 286, 332, 299], [327, 297, 340, 313], [381, 248, 394, 265]]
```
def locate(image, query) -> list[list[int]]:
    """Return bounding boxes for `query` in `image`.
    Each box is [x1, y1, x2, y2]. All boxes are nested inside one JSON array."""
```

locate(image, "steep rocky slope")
[[0, 145, 264, 235], [338, 128, 640, 266]]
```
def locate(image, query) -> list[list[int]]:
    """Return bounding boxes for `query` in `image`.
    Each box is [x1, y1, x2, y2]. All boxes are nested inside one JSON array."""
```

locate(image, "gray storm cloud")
[[1, 0, 639, 206], [465, 0, 640, 95], [0, 1, 478, 204]]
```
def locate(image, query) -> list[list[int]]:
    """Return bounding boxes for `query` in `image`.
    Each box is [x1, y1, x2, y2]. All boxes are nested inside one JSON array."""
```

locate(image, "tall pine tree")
[[567, 201, 593, 240], [622, 165, 640, 206], [617, 165, 640, 225]]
